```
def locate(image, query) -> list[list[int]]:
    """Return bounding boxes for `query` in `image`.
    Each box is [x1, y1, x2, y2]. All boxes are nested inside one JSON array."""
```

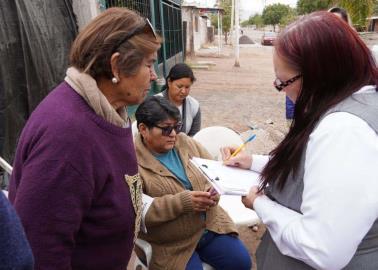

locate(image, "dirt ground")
[[189, 43, 287, 155], [128, 29, 378, 270]]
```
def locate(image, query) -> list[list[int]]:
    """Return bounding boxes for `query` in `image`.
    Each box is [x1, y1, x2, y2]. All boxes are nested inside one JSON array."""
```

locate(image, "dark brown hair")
[[164, 63, 196, 92], [260, 11, 378, 191], [70, 8, 161, 79], [136, 96, 181, 129], [328, 7, 349, 24]]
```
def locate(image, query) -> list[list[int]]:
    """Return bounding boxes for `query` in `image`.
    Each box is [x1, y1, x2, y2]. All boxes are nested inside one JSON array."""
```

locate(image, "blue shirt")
[[155, 149, 206, 222], [155, 149, 193, 190]]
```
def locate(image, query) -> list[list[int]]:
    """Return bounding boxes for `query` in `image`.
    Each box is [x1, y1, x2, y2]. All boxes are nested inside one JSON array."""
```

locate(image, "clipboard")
[[190, 157, 261, 196]]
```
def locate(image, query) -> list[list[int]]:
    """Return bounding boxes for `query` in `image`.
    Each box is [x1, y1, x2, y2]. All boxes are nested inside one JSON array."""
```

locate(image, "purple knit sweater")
[[9, 82, 138, 270]]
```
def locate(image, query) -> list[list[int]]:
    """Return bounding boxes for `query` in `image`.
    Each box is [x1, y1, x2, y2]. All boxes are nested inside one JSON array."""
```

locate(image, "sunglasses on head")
[[153, 122, 182, 136], [273, 74, 302, 91], [113, 18, 157, 53]]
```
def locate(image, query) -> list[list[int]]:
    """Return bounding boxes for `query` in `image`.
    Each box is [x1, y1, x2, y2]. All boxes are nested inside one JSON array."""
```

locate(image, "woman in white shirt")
[[222, 11, 378, 270]]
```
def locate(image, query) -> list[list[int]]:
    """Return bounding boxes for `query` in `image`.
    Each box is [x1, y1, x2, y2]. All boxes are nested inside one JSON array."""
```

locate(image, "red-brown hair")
[[260, 11, 378, 191]]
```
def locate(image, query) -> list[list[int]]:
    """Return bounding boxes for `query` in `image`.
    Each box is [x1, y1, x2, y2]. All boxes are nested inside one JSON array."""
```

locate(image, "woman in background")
[[159, 63, 201, 136]]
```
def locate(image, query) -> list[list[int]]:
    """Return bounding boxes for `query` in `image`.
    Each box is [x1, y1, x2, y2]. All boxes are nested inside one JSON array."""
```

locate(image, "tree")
[[262, 4, 291, 31], [280, 9, 298, 27], [335, 0, 375, 30], [374, 0, 378, 15], [241, 14, 264, 28], [211, 0, 232, 44], [249, 14, 264, 28], [241, 19, 249, 27], [297, 0, 333, 15]]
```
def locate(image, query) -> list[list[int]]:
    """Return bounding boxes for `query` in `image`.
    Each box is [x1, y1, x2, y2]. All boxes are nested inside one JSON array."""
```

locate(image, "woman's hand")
[[190, 191, 217, 212], [220, 146, 253, 169], [208, 187, 220, 205], [241, 186, 262, 210]]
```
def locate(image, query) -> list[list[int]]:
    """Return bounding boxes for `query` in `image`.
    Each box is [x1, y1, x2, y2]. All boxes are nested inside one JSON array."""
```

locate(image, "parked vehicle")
[[261, 31, 277, 46]]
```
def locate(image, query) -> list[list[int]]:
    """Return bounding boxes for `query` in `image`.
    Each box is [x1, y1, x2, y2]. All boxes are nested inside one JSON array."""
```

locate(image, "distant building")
[[182, 3, 210, 55], [368, 16, 378, 32], [182, 2, 223, 56]]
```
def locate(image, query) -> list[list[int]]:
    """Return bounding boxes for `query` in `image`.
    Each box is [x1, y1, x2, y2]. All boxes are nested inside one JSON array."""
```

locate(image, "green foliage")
[[262, 3, 291, 31], [251, 14, 264, 28], [211, 0, 232, 33], [241, 20, 249, 27], [242, 14, 264, 28], [374, 0, 378, 15], [335, 0, 375, 30], [297, 0, 333, 14], [280, 9, 298, 27], [221, 0, 232, 33]]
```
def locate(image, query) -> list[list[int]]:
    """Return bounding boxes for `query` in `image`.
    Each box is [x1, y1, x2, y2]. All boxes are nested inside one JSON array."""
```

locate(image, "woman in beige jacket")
[[134, 96, 251, 270]]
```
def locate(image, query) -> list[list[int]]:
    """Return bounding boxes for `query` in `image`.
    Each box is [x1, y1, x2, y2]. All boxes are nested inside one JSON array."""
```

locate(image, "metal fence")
[[105, 0, 151, 21], [162, 1, 183, 61], [105, 0, 184, 78]]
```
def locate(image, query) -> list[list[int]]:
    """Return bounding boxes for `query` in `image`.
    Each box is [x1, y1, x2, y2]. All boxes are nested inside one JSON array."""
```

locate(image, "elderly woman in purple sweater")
[[9, 8, 161, 270]]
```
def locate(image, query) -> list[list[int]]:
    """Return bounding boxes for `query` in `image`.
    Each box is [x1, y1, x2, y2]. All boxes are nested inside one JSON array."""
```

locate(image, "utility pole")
[[230, 0, 235, 46], [218, 10, 221, 55], [234, 0, 240, 67]]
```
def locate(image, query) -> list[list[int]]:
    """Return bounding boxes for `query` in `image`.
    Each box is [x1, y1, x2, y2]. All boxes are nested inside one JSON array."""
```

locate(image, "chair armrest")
[[135, 238, 152, 267], [2, 190, 8, 198]]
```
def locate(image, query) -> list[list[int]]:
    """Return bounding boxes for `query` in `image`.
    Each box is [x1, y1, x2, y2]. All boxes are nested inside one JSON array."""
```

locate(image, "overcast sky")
[[198, 0, 298, 19]]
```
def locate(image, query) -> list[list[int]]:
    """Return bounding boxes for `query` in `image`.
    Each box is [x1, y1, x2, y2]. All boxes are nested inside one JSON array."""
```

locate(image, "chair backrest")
[[0, 156, 12, 175], [193, 126, 243, 160], [0, 156, 12, 194], [131, 121, 138, 141]]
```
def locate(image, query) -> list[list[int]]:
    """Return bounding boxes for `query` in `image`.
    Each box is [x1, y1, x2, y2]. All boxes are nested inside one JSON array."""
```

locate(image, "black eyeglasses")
[[273, 74, 302, 91], [153, 122, 182, 136], [113, 18, 157, 53]]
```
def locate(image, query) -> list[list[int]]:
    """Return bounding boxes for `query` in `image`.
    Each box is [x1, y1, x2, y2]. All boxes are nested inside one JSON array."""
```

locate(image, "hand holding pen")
[[220, 134, 256, 169]]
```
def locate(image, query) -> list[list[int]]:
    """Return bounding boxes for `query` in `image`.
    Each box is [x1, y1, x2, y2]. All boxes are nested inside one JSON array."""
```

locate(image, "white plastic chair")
[[133, 239, 152, 270], [131, 121, 139, 140], [2, 189, 8, 198], [134, 239, 214, 270], [193, 126, 243, 161], [0, 156, 12, 198]]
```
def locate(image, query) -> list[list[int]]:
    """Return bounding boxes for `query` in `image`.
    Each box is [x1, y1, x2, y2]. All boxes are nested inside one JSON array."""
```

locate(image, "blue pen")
[[229, 134, 256, 159]]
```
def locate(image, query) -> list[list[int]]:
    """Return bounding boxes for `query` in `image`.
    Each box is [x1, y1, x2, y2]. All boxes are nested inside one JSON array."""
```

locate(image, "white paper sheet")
[[190, 157, 261, 196]]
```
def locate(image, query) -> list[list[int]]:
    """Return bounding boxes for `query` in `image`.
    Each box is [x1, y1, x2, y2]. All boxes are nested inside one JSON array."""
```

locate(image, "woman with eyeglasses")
[[9, 8, 161, 270], [134, 96, 251, 270], [222, 11, 378, 270], [158, 63, 201, 136]]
